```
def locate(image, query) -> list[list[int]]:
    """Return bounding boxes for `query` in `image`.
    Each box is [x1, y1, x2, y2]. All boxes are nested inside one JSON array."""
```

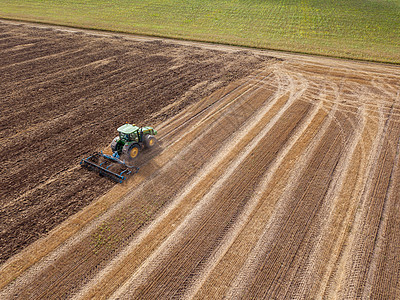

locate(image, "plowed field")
[[0, 20, 268, 265], [1, 21, 400, 299]]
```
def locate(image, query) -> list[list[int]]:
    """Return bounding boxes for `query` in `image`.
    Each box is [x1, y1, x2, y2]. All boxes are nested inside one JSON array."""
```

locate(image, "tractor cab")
[[117, 123, 140, 142]]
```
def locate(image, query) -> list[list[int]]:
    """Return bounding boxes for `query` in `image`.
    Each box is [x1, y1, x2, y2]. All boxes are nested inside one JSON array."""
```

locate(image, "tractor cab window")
[[130, 132, 137, 141], [119, 132, 130, 141]]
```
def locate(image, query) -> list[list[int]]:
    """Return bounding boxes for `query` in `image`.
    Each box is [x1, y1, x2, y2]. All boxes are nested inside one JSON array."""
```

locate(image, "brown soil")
[[1, 20, 400, 299], [0, 21, 269, 264]]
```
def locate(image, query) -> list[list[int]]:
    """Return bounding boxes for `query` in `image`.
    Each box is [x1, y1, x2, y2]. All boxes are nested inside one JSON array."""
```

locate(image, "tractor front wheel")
[[110, 136, 120, 152]]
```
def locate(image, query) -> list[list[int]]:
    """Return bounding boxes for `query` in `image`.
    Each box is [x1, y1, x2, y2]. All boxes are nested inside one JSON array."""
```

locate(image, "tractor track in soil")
[[1, 20, 400, 299]]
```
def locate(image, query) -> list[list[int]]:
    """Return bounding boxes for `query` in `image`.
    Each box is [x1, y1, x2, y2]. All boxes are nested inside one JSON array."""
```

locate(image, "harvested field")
[[1, 21, 400, 299]]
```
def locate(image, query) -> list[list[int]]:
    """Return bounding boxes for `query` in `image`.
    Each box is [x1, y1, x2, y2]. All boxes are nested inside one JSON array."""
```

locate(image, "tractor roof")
[[117, 123, 139, 134]]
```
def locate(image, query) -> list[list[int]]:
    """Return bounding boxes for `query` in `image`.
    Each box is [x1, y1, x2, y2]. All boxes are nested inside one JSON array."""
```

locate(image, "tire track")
[[324, 105, 387, 298], [368, 146, 400, 299], [285, 105, 363, 299], [288, 72, 399, 299], [192, 101, 333, 299], [248, 121, 348, 299], [343, 105, 400, 298], [185, 101, 322, 300], [219, 96, 337, 298], [364, 115, 400, 299], [281, 75, 369, 298], [227, 106, 354, 298], [114, 100, 312, 300], [313, 108, 380, 299]]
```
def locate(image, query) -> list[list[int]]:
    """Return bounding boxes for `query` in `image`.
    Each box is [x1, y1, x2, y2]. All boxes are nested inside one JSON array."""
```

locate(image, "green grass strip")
[[0, 0, 399, 63]]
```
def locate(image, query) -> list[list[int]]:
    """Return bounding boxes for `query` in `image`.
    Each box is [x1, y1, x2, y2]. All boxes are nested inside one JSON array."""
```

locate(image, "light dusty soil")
[[1, 20, 400, 299]]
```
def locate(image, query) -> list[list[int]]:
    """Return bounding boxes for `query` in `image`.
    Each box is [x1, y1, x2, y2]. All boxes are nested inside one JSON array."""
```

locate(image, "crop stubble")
[[1, 22, 400, 299]]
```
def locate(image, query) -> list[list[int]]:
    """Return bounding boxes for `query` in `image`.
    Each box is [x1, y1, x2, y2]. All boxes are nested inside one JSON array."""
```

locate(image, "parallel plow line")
[[76, 73, 291, 299], [0, 69, 279, 298], [344, 113, 400, 298], [192, 101, 332, 299], [230, 110, 354, 298], [0, 67, 277, 293], [118, 100, 312, 299]]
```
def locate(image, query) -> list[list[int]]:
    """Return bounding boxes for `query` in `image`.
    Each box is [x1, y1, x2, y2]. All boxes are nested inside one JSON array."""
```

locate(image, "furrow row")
[[120, 100, 312, 299], [1, 70, 278, 299]]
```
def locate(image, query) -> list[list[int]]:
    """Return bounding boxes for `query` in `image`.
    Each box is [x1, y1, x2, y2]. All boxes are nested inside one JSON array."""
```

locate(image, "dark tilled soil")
[[0, 22, 270, 264]]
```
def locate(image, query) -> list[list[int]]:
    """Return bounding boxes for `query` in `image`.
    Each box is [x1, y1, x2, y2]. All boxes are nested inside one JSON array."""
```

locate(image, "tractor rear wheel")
[[144, 135, 157, 148]]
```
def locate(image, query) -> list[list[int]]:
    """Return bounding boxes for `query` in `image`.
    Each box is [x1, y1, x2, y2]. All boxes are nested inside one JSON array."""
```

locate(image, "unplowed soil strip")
[[192, 101, 334, 299], [184, 101, 322, 300], [364, 120, 400, 299], [303, 106, 379, 299], [222, 101, 338, 298], [283, 105, 363, 299], [116, 101, 312, 299], [227, 109, 354, 299], [323, 107, 387, 298], [368, 134, 400, 299], [343, 112, 400, 299]]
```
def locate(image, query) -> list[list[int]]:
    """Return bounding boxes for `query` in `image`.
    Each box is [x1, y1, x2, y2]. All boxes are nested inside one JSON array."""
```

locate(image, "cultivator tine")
[[80, 153, 139, 183]]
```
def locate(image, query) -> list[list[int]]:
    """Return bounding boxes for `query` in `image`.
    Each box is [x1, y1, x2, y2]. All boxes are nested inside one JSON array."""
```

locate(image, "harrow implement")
[[80, 152, 139, 183]]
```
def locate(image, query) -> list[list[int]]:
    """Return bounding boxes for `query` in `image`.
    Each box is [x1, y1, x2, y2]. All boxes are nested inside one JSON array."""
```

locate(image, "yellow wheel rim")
[[149, 139, 154, 146], [130, 147, 139, 158]]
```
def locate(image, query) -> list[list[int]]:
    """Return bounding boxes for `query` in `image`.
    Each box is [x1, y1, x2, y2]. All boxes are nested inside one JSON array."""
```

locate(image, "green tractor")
[[111, 123, 158, 160], [80, 123, 158, 183]]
